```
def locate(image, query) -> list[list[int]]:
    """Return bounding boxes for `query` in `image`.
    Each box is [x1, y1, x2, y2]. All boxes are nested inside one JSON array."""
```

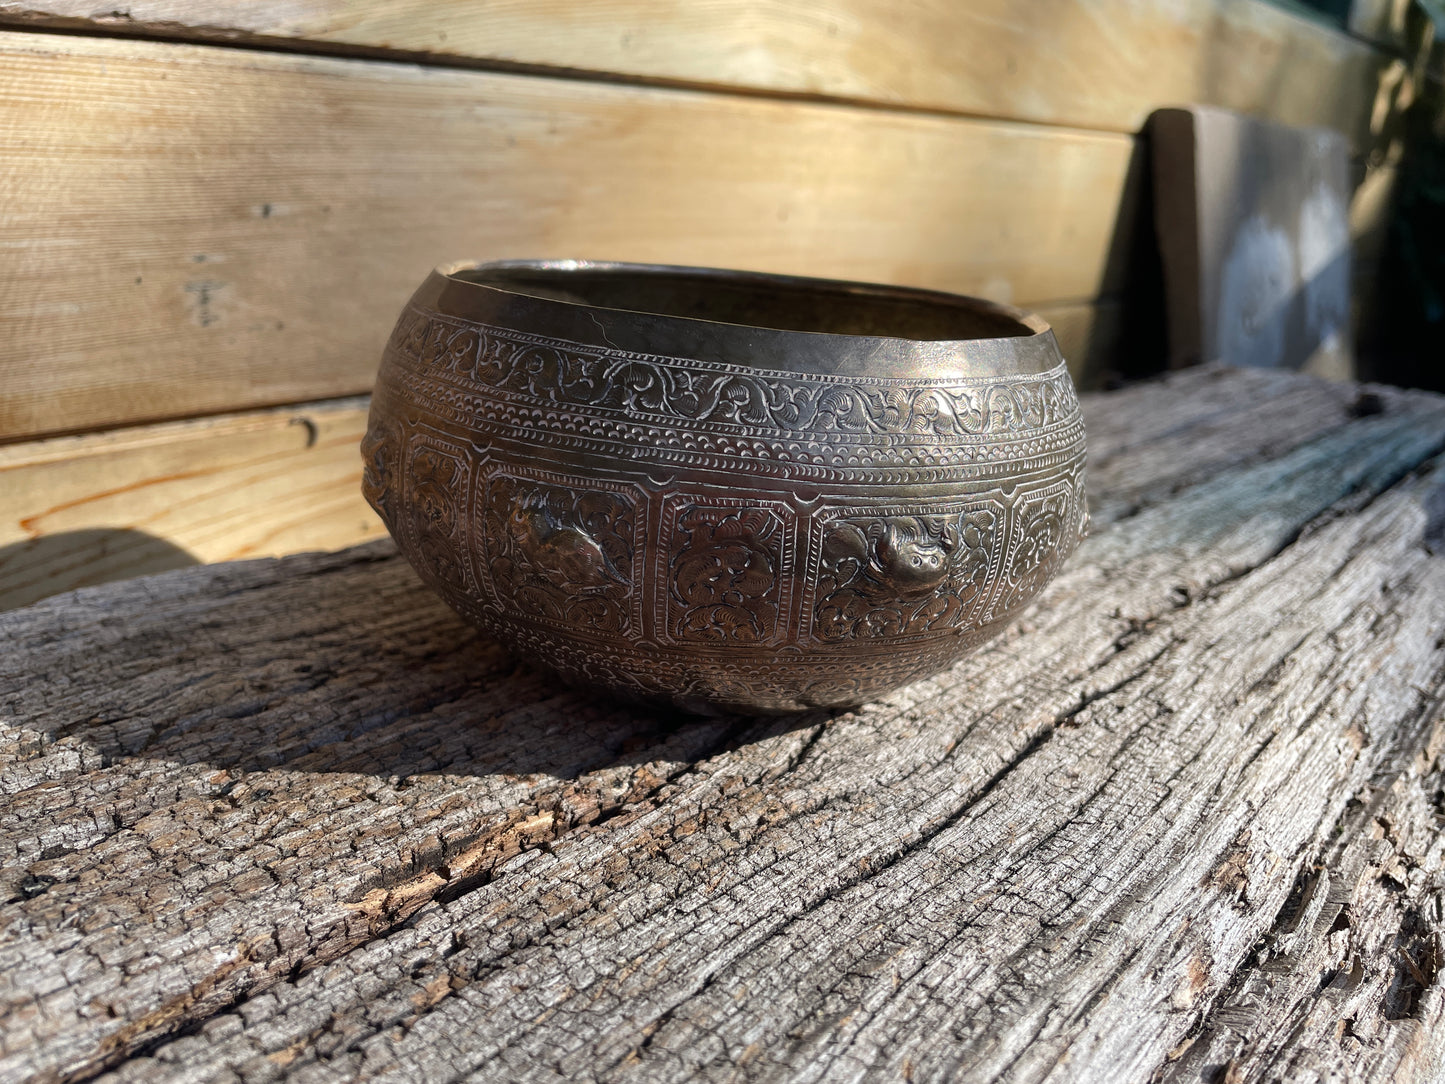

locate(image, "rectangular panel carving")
[[478, 473, 638, 636], [659, 500, 792, 646], [400, 431, 474, 593], [811, 500, 1005, 644], [989, 480, 1082, 621]]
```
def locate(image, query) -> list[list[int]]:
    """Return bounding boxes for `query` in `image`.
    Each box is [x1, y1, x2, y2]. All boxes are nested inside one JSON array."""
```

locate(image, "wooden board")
[[1039, 298, 1128, 391], [1348, 0, 1427, 55], [0, 300, 1111, 613], [4, 366, 1445, 1082], [0, 398, 383, 612], [1152, 107, 1354, 375], [0, 0, 1395, 146], [0, 30, 1142, 443]]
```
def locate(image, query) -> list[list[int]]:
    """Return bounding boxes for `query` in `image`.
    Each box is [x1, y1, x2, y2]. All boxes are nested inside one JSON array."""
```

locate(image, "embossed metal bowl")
[[362, 260, 1087, 713]]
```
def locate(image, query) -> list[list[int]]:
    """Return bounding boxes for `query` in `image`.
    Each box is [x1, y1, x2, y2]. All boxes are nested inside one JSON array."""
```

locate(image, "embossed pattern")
[[669, 507, 784, 644], [404, 439, 469, 590], [481, 476, 635, 634], [814, 506, 1000, 642], [365, 271, 1087, 712], [359, 420, 399, 530], [387, 305, 1080, 442]]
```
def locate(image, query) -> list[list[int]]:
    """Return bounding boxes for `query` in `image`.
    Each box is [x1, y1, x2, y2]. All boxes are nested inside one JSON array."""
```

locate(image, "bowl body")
[[363, 261, 1087, 713]]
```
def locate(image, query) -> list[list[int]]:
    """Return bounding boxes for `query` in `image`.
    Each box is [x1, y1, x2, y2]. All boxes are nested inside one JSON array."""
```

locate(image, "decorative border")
[[424, 590, 1018, 712], [386, 304, 1079, 444], [383, 365, 1084, 482]]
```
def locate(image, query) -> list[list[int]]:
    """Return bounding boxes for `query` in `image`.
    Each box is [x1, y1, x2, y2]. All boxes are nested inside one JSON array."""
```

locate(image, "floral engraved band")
[[365, 261, 1088, 712]]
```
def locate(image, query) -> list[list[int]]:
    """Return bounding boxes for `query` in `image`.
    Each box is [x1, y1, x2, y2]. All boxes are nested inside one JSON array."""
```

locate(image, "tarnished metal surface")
[[363, 261, 1088, 712]]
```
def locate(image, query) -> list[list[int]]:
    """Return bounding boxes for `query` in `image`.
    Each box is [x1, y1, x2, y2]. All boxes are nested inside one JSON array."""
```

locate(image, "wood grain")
[[4, 366, 1445, 1082], [0, 29, 1142, 443], [0, 398, 383, 611], [0, 0, 1396, 145]]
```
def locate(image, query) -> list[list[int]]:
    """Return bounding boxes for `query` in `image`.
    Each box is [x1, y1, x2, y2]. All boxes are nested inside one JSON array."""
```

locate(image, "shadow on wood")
[[1086, 132, 1168, 388], [0, 527, 199, 612]]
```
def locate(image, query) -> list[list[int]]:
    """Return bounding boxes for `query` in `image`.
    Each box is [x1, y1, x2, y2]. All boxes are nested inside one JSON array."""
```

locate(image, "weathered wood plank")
[[2, 367, 1444, 1083], [0, 30, 1140, 442], [0, 0, 1394, 145], [1165, 721, 1445, 1082], [0, 398, 383, 612]]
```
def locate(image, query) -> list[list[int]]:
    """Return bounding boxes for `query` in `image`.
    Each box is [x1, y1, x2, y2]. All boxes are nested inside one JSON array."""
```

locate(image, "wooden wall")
[[0, 0, 1421, 609]]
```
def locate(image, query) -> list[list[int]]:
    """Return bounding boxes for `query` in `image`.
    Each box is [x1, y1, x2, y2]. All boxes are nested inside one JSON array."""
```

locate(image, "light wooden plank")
[[0, 399, 382, 611], [0, 0, 1396, 146], [0, 30, 1140, 442]]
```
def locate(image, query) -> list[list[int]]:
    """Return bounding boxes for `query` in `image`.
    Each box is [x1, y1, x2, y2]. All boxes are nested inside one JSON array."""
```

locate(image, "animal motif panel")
[[386, 306, 1080, 441], [811, 500, 1005, 644], [478, 474, 637, 636]]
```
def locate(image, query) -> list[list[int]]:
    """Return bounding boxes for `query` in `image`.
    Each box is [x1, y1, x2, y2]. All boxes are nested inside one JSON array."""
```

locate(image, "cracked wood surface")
[[3, 365, 1445, 1084]]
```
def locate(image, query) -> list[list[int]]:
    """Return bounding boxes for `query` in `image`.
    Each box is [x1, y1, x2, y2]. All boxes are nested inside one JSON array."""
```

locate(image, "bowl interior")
[[455, 264, 1033, 342]]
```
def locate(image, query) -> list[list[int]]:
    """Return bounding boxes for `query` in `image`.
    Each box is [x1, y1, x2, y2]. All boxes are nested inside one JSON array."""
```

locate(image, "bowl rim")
[[415, 259, 1066, 381]]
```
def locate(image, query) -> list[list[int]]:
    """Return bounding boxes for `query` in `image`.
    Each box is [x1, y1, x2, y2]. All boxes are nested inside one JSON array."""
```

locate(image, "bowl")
[[362, 260, 1087, 713]]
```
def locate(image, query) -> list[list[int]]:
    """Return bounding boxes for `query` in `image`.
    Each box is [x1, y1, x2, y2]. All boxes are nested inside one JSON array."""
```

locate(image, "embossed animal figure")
[[873, 520, 951, 595], [823, 516, 954, 600], [507, 505, 622, 592]]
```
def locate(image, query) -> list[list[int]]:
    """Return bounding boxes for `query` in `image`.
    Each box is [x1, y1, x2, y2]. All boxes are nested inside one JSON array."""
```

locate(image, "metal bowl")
[[362, 260, 1087, 713]]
